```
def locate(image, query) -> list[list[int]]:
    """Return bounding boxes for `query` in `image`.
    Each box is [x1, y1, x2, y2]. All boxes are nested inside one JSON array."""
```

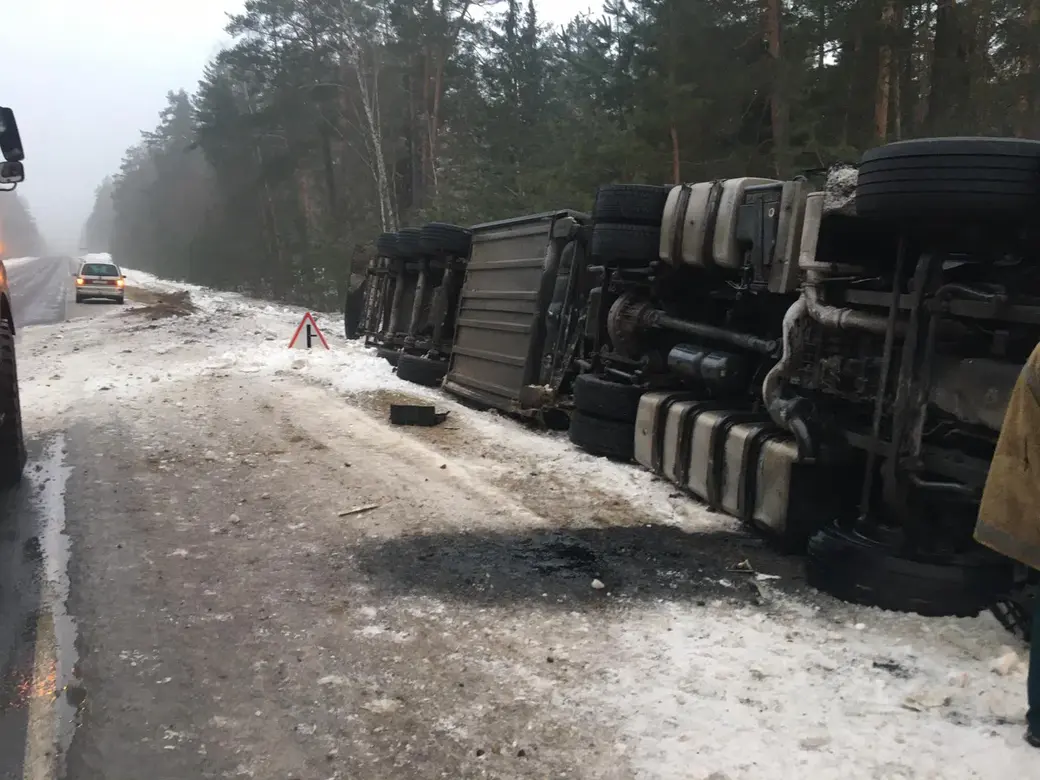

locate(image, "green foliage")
[[86, 0, 1040, 308]]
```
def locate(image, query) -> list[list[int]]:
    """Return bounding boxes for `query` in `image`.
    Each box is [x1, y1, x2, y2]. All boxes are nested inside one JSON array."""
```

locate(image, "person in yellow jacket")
[[975, 341, 1040, 747]]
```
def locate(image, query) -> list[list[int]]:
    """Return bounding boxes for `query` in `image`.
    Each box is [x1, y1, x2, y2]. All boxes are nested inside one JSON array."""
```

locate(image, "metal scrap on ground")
[[388, 404, 449, 426]]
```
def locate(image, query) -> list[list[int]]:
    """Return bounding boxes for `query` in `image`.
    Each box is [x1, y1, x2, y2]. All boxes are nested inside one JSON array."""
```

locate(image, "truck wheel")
[[593, 184, 670, 226], [568, 411, 634, 461], [0, 319, 26, 488], [396, 354, 448, 387], [806, 522, 1013, 618], [344, 277, 367, 340], [990, 590, 1031, 644], [857, 137, 1040, 221], [376, 232, 397, 258], [590, 223, 660, 266], [419, 223, 472, 258], [395, 227, 422, 258], [376, 347, 401, 366], [573, 374, 644, 423]]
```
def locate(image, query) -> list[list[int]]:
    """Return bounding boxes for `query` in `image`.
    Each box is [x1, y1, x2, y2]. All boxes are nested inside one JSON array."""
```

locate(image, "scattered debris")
[[873, 659, 912, 679], [590, 579, 606, 590], [388, 404, 449, 427], [902, 687, 953, 712], [799, 735, 831, 750], [336, 504, 381, 518], [361, 697, 401, 714], [318, 675, 349, 687], [991, 648, 1023, 677]]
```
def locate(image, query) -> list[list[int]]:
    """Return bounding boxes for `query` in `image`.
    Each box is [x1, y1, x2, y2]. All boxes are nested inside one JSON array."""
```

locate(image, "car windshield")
[[81, 264, 120, 277]]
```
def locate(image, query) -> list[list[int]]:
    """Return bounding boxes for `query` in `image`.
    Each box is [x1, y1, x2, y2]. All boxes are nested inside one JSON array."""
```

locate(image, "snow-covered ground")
[[3, 255, 39, 269], [17, 257, 1038, 777]]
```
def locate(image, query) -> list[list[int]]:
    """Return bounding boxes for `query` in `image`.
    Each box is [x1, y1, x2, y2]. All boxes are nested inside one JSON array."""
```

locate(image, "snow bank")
[[3, 256, 38, 269], [580, 599, 1033, 779]]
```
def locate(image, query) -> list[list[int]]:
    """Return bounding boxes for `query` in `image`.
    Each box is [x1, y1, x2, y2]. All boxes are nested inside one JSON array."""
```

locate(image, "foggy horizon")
[[8, 0, 600, 256]]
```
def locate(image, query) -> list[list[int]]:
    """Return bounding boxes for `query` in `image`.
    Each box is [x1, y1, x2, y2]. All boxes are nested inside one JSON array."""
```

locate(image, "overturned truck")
[[575, 137, 1040, 627], [360, 211, 594, 423], [359, 223, 473, 386]]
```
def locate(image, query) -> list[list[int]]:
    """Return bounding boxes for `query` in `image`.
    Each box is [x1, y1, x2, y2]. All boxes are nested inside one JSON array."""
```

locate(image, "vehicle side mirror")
[[0, 108, 24, 163], [0, 160, 23, 184]]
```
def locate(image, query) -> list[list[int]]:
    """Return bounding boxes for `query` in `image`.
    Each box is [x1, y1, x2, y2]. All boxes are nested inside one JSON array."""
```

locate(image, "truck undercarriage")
[[579, 138, 1040, 629], [356, 136, 1040, 637]]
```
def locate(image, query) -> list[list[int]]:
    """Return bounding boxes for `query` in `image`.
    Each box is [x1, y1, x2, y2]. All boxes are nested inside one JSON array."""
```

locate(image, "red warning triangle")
[[288, 312, 330, 350]]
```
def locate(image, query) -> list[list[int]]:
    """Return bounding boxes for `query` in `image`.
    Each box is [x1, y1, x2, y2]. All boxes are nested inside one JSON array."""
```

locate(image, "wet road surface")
[[0, 257, 109, 779], [7, 256, 117, 331]]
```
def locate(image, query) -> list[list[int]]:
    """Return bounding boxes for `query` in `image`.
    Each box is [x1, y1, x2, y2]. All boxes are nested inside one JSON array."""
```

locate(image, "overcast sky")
[[7, 0, 602, 254]]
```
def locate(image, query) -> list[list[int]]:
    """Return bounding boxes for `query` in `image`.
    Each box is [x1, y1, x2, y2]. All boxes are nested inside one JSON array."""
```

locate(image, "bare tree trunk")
[[1025, 0, 1040, 136], [669, 126, 681, 183], [347, 48, 397, 232], [927, 0, 969, 135], [817, 2, 826, 69], [967, 0, 992, 130], [407, 73, 421, 212], [875, 0, 897, 141], [761, 0, 790, 176], [429, 48, 445, 195], [913, 0, 933, 132], [420, 1, 471, 203], [420, 46, 432, 205]]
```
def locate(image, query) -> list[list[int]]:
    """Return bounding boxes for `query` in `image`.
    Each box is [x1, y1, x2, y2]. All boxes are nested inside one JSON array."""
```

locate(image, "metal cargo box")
[[442, 211, 589, 414]]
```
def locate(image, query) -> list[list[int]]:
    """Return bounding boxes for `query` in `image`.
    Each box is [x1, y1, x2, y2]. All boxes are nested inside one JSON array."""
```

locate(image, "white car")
[[75, 260, 125, 304]]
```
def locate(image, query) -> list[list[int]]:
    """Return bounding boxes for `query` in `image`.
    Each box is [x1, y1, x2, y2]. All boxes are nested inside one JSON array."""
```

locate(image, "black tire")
[[75, 295, 83, 304], [376, 347, 401, 366], [344, 277, 367, 340], [395, 227, 422, 258], [991, 586, 1036, 643], [376, 232, 397, 258], [568, 411, 634, 461], [856, 137, 1040, 221], [420, 222, 472, 258], [0, 319, 26, 488], [396, 354, 448, 387], [806, 522, 1013, 618], [573, 373, 644, 423], [590, 223, 660, 266], [593, 184, 670, 226]]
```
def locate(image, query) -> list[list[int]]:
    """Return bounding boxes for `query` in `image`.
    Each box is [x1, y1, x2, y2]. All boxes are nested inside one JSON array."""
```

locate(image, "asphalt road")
[[6, 256, 120, 330], [0, 256, 118, 780]]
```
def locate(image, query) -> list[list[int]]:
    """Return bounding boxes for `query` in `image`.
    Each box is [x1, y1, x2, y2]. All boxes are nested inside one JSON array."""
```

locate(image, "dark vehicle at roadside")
[[0, 106, 28, 489]]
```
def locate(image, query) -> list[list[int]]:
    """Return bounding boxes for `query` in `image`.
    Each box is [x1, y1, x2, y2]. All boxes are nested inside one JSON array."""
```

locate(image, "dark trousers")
[[1030, 596, 1040, 732]]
